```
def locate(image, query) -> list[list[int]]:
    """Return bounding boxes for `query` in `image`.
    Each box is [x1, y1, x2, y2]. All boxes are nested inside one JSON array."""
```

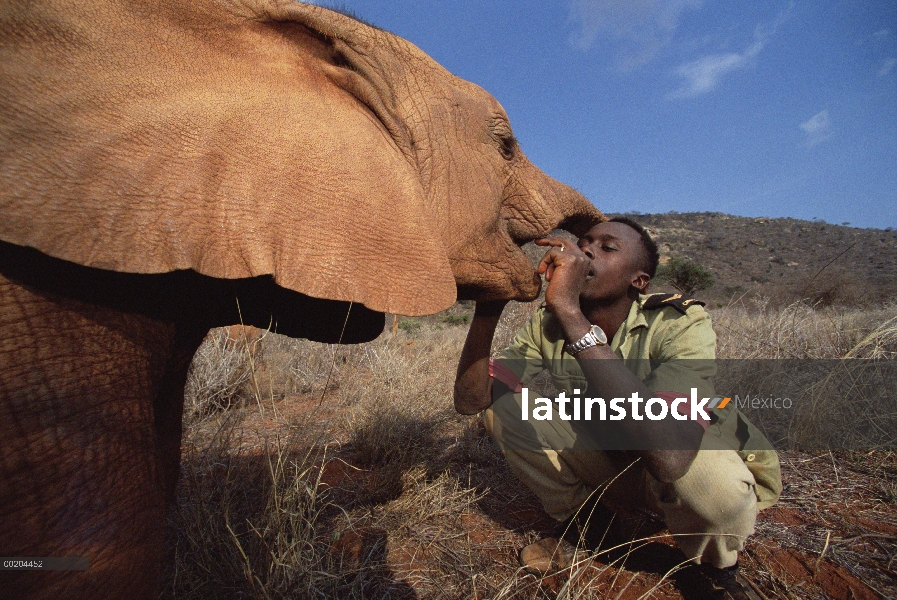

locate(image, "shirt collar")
[[624, 294, 651, 333], [608, 295, 650, 349]]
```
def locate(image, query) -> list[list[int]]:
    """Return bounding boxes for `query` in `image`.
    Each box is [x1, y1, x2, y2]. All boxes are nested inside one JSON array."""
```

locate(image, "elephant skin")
[[0, 2, 604, 598]]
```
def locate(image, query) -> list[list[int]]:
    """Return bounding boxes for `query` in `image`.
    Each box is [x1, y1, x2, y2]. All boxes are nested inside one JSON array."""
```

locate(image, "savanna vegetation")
[[164, 290, 897, 599], [165, 301, 897, 598]]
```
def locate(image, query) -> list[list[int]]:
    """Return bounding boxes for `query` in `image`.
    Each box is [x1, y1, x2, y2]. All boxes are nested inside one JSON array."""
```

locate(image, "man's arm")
[[536, 240, 704, 483], [454, 300, 507, 415], [557, 313, 704, 482]]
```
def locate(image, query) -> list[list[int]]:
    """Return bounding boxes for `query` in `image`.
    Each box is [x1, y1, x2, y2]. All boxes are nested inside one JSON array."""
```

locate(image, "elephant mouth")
[[452, 236, 540, 302], [454, 205, 604, 303]]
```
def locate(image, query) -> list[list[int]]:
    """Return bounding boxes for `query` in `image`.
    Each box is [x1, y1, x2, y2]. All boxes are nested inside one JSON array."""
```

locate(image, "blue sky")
[[323, 1, 896, 229]]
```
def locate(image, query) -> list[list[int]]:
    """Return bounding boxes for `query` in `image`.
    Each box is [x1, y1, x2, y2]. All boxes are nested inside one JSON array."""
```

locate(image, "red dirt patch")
[[848, 515, 897, 537], [764, 505, 809, 528], [387, 545, 430, 575], [535, 557, 683, 600], [504, 507, 551, 529], [762, 543, 880, 600], [459, 513, 494, 544], [319, 458, 360, 489], [331, 528, 366, 565]]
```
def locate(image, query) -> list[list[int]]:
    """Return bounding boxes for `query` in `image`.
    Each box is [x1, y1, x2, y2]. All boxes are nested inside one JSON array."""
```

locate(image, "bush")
[[656, 257, 714, 295], [792, 268, 863, 308], [440, 314, 470, 326], [397, 319, 421, 334]]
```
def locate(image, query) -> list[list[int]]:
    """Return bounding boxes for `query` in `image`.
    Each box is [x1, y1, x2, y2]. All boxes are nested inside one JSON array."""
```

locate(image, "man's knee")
[[649, 445, 758, 567], [653, 446, 757, 517], [482, 393, 524, 443]]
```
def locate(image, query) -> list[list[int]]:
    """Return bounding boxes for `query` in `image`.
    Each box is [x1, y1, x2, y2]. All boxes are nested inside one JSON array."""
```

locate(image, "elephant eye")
[[489, 117, 518, 160], [497, 134, 517, 160]]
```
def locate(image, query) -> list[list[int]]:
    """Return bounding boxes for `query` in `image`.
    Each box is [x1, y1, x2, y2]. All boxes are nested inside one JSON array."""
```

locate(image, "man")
[[454, 217, 781, 599]]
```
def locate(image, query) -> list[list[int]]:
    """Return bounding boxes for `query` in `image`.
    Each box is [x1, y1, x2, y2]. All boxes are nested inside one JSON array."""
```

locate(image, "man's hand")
[[534, 237, 592, 338]]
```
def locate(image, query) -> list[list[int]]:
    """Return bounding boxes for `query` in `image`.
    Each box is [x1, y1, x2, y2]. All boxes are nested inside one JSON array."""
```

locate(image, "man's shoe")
[[685, 563, 764, 600], [519, 538, 584, 575]]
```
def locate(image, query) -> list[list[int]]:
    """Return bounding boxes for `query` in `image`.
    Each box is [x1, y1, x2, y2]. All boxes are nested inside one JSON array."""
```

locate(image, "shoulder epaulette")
[[642, 293, 705, 315]]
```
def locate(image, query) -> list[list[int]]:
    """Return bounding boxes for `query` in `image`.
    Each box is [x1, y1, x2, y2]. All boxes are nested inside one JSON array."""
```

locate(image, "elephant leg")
[[153, 328, 207, 508], [0, 274, 181, 600]]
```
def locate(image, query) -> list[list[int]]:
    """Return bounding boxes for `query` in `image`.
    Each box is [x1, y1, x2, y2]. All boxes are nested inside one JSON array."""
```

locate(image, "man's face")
[[575, 221, 649, 302]]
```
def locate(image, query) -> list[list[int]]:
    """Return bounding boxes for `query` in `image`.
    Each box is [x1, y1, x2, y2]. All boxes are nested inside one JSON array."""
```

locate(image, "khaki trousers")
[[484, 399, 758, 569]]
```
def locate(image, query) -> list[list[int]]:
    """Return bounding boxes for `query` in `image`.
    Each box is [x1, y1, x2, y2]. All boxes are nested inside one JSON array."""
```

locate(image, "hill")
[[621, 212, 897, 307]]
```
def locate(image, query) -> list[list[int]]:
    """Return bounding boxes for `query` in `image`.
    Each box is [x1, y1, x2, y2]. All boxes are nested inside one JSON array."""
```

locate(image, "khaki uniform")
[[485, 294, 782, 568]]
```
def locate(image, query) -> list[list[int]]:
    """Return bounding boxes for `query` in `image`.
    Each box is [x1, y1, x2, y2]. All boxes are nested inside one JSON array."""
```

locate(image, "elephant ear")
[[0, 1, 456, 316]]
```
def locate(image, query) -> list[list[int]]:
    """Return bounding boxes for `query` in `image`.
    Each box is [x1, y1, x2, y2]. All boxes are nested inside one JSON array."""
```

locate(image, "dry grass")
[[713, 297, 897, 360], [164, 301, 897, 599], [711, 299, 897, 452]]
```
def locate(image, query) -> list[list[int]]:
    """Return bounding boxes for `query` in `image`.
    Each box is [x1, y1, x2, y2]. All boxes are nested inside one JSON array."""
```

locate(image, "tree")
[[656, 257, 714, 295]]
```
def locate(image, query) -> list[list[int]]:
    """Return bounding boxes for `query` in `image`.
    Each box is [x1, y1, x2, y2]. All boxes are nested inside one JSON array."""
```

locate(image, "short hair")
[[608, 216, 659, 279]]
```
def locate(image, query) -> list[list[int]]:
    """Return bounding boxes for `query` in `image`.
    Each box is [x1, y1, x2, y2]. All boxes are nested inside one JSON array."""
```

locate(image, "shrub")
[[656, 257, 714, 295], [397, 319, 421, 334], [792, 268, 863, 308], [440, 314, 470, 326]]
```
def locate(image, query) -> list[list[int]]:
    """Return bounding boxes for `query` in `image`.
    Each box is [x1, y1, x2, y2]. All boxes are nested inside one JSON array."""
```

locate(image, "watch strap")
[[564, 325, 607, 356]]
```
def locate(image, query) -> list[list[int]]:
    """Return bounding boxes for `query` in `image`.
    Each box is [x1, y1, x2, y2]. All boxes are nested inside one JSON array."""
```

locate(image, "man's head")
[[606, 217, 659, 279], [575, 217, 659, 303]]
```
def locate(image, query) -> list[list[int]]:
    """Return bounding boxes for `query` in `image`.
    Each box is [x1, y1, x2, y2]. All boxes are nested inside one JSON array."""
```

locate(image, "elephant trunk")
[[453, 169, 604, 415], [544, 178, 606, 239], [453, 299, 507, 415], [502, 160, 604, 251]]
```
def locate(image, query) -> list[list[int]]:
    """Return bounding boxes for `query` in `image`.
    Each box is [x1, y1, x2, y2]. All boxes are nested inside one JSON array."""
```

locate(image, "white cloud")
[[857, 28, 890, 46], [669, 40, 763, 98], [569, 0, 703, 69], [668, 8, 789, 99], [879, 57, 897, 77], [800, 110, 831, 147]]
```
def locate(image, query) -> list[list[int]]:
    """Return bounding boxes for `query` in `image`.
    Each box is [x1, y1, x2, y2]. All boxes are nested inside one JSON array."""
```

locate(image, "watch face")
[[591, 325, 608, 345]]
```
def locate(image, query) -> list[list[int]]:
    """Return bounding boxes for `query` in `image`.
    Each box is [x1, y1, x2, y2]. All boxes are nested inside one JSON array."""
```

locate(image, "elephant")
[[0, 1, 603, 598]]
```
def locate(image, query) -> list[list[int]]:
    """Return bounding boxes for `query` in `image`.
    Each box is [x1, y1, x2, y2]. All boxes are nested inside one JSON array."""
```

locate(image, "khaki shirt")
[[496, 294, 782, 509]]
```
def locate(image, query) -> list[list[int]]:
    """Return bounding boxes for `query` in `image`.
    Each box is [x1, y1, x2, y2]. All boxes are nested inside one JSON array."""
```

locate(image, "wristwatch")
[[564, 324, 608, 356]]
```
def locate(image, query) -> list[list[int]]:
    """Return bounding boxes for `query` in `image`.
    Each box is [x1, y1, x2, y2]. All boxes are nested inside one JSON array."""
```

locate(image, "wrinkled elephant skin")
[[0, 2, 603, 598]]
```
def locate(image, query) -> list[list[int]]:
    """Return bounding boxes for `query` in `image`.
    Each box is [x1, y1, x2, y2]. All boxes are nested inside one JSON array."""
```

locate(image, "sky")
[[319, 1, 896, 230]]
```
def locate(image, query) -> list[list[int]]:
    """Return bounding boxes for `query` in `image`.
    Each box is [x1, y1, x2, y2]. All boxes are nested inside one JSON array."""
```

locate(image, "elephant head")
[[0, 0, 602, 324]]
